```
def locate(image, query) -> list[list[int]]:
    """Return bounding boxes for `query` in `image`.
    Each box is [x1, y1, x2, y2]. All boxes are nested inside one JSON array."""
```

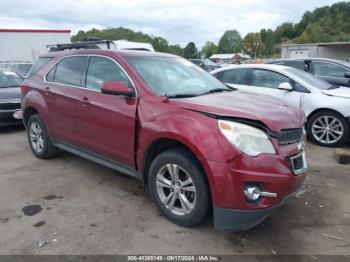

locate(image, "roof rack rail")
[[47, 40, 115, 52]]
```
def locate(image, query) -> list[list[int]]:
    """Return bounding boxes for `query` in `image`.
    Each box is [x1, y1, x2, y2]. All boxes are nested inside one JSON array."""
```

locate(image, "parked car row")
[[268, 58, 350, 88], [0, 62, 33, 78], [189, 59, 221, 72], [0, 70, 23, 127]]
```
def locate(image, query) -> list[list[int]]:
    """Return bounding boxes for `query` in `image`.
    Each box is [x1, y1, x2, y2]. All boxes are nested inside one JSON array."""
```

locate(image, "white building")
[[281, 42, 350, 60], [210, 53, 251, 64], [0, 29, 71, 62]]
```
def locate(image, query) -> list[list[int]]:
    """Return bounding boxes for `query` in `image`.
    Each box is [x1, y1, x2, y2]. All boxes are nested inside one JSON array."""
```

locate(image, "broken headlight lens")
[[218, 120, 276, 157]]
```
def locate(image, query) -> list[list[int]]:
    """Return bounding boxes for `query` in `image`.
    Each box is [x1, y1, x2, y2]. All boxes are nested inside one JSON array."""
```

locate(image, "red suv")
[[21, 47, 308, 231]]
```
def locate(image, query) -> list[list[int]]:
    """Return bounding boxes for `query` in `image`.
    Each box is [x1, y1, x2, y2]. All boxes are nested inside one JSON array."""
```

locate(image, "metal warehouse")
[[0, 29, 71, 62], [281, 42, 350, 60]]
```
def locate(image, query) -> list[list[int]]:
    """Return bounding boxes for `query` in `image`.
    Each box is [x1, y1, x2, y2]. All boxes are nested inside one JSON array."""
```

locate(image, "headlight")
[[218, 120, 276, 156]]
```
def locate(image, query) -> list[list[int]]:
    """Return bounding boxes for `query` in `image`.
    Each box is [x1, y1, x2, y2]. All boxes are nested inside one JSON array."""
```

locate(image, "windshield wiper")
[[166, 87, 234, 98], [167, 93, 201, 98], [327, 85, 339, 90], [201, 88, 234, 95]]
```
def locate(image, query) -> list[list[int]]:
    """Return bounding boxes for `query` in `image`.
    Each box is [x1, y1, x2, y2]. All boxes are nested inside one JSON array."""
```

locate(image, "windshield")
[[285, 67, 334, 90], [0, 71, 23, 88], [127, 56, 230, 97], [15, 64, 33, 77]]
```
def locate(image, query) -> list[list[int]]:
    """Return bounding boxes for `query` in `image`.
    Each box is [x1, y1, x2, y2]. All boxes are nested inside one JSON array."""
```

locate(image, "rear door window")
[[251, 69, 290, 89], [214, 69, 247, 85], [86, 56, 131, 91], [284, 61, 305, 70], [46, 65, 56, 82], [54, 56, 89, 87], [312, 62, 349, 78]]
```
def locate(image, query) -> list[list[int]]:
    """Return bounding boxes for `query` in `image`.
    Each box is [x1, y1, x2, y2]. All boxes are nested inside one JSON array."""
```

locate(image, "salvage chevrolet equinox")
[[21, 46, 308, 231]]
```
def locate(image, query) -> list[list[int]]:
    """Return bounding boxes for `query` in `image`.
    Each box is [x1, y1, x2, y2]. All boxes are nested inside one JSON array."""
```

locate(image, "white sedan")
[[211, 64, 350, 147]]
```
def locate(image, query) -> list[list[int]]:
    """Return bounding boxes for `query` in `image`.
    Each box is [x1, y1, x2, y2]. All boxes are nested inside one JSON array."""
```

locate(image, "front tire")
[[27, 114, 57, 159], [307, 110, 349, 147], [148, 148, 210, 227]]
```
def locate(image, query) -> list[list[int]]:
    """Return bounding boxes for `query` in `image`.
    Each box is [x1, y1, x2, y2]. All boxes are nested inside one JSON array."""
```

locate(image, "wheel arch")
[[141, 137, 213, 212], [141, 137, 206, 183], [22, 88, 50, 129], [306, 108, 345, 122], [23, 106, 39, 127]]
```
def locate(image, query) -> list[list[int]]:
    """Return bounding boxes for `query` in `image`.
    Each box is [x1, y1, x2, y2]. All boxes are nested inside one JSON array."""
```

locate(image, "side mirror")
[[344, 72, 350, 78], [101, 81, 134, 97], [278, 82, 293, 91]]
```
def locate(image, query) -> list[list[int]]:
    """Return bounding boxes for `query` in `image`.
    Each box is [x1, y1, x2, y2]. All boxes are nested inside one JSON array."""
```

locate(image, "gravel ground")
[[0, 126, 349, 255]]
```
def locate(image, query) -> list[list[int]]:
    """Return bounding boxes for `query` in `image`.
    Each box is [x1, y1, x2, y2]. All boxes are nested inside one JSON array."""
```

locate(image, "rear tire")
[[306, 110, 349, 147], [27, 114, 57, 159], [148, 148, 210, 227]]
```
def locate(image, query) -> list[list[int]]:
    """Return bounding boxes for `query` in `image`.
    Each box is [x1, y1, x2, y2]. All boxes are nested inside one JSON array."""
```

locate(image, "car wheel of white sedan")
[[307, 110, 350, 147]]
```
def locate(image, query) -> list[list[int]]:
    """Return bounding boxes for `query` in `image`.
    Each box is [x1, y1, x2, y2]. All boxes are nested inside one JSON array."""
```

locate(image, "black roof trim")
[[47, 40, 114, 52]]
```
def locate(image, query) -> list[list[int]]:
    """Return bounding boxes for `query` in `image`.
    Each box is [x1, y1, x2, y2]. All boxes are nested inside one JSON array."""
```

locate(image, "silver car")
[[211, 64, 350, 147]]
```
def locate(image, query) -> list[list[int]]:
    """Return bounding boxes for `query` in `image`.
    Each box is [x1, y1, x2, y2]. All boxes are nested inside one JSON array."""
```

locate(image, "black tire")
[[27, 114, 58, 159], [306, 110, 349, 147], [148, 148, 210, 227]]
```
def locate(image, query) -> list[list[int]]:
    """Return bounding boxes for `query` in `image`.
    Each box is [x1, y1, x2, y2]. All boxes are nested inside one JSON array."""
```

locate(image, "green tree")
[[183, 42, 197, 59], [168, 44, 184, 56], [297, 23, 330, 43], [201, 41, 218, 58], [151, 37, 169, 52], [294, 11, 312, 36], [71, 27, 154, 43], [285, 1, 350, 43], [243, 33, 264, 58], [274, 22, 296, 43], [218, 30, 243, 53], [260, 29, 275, 58]]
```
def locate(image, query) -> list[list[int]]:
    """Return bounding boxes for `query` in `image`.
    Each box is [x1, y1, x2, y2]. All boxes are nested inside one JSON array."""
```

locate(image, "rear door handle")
[[44, 86, 50, 95], [80, 96, 89, 107]]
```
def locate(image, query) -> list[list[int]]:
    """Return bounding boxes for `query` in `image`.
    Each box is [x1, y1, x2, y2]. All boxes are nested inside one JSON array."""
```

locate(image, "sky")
[[0, 0, 342, 47]]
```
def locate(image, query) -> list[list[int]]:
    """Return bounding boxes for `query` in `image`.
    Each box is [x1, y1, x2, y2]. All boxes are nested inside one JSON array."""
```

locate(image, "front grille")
[[277, 128, 303, 145], [0, 102, 21, 111], [287, 152, 307, 175]]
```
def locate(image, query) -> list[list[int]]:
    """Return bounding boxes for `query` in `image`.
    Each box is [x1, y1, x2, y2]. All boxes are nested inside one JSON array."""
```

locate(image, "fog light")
[[244, 186, 261, 201], [13, 110, 22, 119]]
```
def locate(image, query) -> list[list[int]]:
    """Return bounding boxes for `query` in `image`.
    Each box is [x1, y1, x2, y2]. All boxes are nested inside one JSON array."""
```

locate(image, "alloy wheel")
[[156, 164, 196, 216], [311, 115, 344, 145], [29, 121, 44, 153]]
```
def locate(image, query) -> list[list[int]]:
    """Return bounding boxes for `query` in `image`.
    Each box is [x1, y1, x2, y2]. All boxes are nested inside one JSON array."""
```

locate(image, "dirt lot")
[[0, 126, 349, 255]]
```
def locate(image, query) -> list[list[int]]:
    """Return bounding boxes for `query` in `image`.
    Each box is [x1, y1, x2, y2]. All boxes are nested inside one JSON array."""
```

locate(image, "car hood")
[[0, 87, 21, 102], [323, 87, 350, 99], [171, 91, 305, 132]]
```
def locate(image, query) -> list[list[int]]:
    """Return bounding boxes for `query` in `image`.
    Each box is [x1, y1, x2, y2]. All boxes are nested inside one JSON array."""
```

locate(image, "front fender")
[[136, 98, 239, 205], [302, 93, 350, 119], [137, 100, 236, 166]]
